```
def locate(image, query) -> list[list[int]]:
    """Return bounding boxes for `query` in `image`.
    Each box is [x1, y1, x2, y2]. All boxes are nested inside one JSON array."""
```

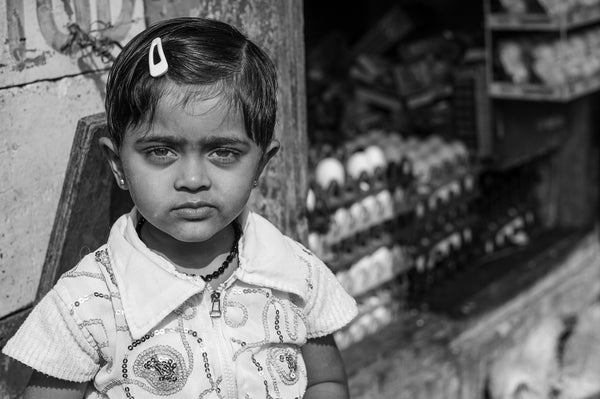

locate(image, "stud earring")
[[119, 178, 125, 187], [253, 180, 258, 188]]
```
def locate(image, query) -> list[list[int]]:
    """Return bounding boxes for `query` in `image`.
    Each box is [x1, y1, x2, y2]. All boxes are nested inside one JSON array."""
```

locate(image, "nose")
[[173, 156, 211, 192]]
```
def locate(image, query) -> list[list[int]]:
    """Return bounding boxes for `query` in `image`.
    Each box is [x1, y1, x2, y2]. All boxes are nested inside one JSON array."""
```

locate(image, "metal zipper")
[[210, 291, 222, 318], [205, 283, 238, 399]]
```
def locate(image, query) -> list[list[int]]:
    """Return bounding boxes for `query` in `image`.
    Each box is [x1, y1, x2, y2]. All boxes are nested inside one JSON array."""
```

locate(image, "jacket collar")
[[107, 208, 308, 339]]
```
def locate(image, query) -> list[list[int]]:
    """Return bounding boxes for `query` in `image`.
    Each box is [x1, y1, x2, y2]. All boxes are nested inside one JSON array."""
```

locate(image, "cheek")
[[122, 165, 166, 208], [222, 180, 254, 202], [127, 181, 160, 214], [217, 173, 255, 206]]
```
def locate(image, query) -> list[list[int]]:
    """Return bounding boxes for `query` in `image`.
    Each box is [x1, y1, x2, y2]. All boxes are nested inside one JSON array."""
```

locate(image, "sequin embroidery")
[[132, 345, 188, 394], [267, 345, 300, 385], [174, 301, 197, 320], [296, 248, 315, 291], [223, 289, 248, 328], [95, 249, 118, 286]]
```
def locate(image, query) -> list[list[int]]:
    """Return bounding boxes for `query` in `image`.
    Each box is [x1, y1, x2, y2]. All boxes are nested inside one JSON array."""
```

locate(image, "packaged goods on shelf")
[[305, 4, 552, 351], [306, 22, 465, 139], [491, 0, 600, 21], [494, 27, 600, 86], [487, 0, 600, 100]]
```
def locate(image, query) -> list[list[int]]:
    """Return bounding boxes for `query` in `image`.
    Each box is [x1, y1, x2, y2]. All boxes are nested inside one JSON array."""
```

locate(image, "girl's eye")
[[146, 147, 177, 162], [210, 148, 240, 164]]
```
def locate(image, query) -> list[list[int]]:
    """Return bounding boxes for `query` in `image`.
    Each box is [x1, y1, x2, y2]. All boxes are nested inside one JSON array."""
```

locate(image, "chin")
[[156, 217, 232, 244], [171, 230, 217, 244]]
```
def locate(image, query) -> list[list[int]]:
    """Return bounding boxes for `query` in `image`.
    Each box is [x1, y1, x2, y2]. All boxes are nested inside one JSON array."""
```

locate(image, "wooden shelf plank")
[[487, 6, 600, 31], [489, 74, 600, 101]]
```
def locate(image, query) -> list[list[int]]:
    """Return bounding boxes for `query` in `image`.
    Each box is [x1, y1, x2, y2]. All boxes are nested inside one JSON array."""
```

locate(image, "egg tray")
[[346, 261, 411, 301], [307, 160, 474, 234], [407, 246, 478, 297], [474, 205, 541, 259], [398, 214, 481, 294], [323, 225, 395, 273], [313, 169, 480, 269], [335, 287, 403, 350], [407, 205, 542, 296], [321, 198, 477, 276], [308, 158, 414, 215], [375, 169, 479, 243], [477, 187, 538, 221], [410, 212, 479, 263], [406, 174, 479, 236], [348, 258, 410, 301]]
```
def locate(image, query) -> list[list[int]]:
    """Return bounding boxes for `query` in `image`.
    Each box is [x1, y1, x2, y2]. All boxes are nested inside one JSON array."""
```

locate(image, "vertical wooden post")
[[554, 95, 599, 228], [144, 0, 309, 241]]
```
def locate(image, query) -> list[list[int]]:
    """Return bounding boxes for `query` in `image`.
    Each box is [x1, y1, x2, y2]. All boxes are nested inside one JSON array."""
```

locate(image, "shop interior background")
[[1, 0, 599, 398]]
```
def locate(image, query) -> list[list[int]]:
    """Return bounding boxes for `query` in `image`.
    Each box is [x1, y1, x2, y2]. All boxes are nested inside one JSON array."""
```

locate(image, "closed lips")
[[174, 201, 214, 209]]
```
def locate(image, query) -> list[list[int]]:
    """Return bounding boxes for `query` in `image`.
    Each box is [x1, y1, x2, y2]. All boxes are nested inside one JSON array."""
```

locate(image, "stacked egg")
[[306, 131, 480, 347]]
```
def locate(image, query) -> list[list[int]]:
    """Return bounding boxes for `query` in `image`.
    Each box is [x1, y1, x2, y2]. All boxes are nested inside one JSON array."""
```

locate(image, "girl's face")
[[105, 91, 270, 247]]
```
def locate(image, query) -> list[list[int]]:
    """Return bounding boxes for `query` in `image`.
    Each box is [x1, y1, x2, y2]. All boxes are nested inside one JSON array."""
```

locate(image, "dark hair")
[[105, 17, 278, 151]]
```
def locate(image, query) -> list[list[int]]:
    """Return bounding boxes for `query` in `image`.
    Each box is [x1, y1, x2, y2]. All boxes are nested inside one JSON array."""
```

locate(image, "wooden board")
[[0, 113, 133, 396], [0, 309, 31, 398], [36, 113, 133, 297]]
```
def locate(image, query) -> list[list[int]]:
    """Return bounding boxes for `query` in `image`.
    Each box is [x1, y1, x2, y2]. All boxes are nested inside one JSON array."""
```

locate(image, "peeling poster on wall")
[[0, 0, 146, 89]]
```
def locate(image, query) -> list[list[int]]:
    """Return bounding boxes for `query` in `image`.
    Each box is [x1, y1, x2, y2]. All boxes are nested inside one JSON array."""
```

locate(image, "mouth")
[[172, 202, 216, 219], [174, 201, 214, 210]]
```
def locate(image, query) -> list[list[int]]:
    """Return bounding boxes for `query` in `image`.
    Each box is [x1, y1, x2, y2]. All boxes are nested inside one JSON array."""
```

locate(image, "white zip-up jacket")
[[3, 209, 357, 398]]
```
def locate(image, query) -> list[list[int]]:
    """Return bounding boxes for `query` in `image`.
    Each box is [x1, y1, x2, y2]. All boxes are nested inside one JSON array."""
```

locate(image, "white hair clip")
[[149, 37, 168, 77]]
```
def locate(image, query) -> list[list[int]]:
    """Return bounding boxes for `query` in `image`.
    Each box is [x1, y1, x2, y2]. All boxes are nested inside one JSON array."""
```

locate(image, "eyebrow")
[[135, 134, 251, 147]]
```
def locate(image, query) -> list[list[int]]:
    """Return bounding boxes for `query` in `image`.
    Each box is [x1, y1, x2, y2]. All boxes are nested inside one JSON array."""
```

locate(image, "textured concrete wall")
[[0, 0, 146, 319], [1, 77, 107, 316], [0, 0, 145, 87]]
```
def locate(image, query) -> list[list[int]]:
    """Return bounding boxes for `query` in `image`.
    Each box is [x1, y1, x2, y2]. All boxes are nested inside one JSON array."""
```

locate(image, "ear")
[[98, 136, 128, 190], [254, 139, 280, 181]]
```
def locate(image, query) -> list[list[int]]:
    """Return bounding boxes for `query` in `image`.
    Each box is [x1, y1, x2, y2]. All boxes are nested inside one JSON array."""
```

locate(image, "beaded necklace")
[[136, 217, 241, 282]]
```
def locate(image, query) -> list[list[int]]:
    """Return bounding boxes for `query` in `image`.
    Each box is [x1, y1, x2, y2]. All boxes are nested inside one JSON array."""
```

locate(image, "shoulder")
[[240, 212, 331, 299], [282, 236, 326, 271], [54, 246, 112, 292], [248, 211, 326, 268], [281, 238, 358, 338], [281, 235, 339, 298], [51, 246, 118, 322]]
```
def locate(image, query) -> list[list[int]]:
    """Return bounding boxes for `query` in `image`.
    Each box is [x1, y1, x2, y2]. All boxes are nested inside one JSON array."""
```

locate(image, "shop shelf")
[[489, 73, 600, 101], [487, 6, 600, 31]]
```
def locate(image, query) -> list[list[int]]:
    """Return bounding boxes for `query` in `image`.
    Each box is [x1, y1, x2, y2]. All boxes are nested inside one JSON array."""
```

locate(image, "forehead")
[[133, 88, 247, 140]]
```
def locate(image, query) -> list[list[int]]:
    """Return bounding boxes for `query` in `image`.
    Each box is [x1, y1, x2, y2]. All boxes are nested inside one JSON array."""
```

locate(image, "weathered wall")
[[0, 0, 146, 320]]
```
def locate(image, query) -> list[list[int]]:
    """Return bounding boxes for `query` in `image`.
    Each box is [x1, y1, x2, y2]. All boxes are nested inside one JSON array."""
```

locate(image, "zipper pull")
[[209, 291, 222, 318]]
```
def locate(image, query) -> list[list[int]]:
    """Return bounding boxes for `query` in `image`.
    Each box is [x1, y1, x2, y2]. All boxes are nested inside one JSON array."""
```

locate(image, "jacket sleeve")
[[299, 246, 358, 339], [2, 288, 100, 382]]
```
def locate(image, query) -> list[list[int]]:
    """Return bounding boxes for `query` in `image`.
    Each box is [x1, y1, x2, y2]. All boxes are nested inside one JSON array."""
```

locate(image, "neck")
[[140, 221, 237, 272]]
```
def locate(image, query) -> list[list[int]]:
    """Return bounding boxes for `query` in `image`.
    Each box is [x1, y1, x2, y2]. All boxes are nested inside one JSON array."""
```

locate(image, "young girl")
[[3, 17, 357, 399]]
